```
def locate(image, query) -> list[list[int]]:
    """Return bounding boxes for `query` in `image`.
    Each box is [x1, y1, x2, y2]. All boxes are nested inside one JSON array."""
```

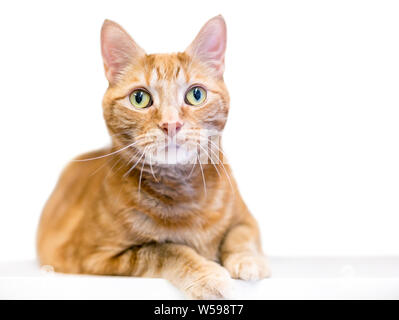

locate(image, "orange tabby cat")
[[37, 15, 269, 299]]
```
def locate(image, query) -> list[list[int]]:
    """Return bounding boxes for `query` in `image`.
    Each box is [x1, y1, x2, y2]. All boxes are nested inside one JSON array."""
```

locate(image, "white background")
[[0, 0, 398, 262]]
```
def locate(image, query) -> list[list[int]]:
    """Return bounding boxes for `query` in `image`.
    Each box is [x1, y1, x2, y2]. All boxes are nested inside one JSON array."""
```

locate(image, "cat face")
[[101, 16, 229, 165]]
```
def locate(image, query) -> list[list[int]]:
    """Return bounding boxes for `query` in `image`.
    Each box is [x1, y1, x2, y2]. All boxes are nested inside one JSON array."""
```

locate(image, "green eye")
[[129, 89, 152, 109], [185, 86, 207, 106]]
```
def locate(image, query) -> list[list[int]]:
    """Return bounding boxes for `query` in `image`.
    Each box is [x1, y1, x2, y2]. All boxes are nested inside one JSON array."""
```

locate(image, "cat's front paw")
[[223, 253, 270, 281], [184, 263, 233, 300]]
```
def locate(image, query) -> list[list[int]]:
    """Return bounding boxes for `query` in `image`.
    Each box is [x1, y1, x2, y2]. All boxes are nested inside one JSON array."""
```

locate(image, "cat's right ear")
[[101, 20, 145, 84]]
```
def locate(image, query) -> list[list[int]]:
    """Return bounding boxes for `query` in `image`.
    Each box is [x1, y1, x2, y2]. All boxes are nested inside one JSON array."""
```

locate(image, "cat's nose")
[[160, 121, 184, 137]]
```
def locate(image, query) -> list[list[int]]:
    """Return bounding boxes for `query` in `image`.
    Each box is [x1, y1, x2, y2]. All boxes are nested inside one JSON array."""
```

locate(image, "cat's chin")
[[149, 145, 197, 166]]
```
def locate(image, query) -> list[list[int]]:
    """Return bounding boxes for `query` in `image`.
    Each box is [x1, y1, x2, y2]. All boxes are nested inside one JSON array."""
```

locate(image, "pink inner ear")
[[101, 20, 144, 84], [205, 30, 223, 55], [187, 16, 227, 76]]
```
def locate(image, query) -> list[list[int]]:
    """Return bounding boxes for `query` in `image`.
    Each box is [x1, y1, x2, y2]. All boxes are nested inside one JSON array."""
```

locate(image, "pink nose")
[[160, 122, 183, 137]]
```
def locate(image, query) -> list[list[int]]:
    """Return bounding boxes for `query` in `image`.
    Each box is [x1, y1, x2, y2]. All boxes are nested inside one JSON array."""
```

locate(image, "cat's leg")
[[82, 242, 232, 299], [220, 216, 270, 281]]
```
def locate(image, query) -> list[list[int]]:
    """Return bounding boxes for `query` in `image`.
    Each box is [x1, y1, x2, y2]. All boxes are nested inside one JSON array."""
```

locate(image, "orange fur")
[[37, 16, 269, 299]]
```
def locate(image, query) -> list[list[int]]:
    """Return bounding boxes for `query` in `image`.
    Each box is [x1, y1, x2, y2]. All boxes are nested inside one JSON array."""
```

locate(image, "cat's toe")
[[223, 253, 270, 281], [184, 265, 233, 300]]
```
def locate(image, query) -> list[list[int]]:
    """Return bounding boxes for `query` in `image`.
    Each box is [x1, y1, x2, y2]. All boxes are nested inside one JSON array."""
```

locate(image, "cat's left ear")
[[185, 15, 227, 78], [101, 20, 146, 84]]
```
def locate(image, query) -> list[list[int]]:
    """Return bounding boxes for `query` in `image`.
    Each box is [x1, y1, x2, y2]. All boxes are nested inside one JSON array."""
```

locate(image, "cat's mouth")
[[134, 128, 221, 166], [148, 142, 196, 165]]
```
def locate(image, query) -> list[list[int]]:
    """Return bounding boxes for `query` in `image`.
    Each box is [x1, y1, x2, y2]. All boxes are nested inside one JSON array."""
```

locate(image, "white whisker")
[[197, 153, 207, 196], [149, 152, 159, 182], [123, 149, 146, 178], [197, 143, 221, 178], [186, 153, 198, 180], [74, 140, 141, 162], [138, 147, 148, 200], [207, 140, 234, 190]]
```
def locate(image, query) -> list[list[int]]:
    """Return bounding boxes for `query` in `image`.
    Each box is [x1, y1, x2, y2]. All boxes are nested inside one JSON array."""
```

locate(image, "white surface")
[[1, 1, 399, 260], [1, 257, 399, 299]]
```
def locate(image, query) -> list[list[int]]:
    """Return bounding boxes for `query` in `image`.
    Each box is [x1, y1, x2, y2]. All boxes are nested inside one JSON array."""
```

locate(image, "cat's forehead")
[[143, 53, 191, 84], [136, 52, 212, 88]]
